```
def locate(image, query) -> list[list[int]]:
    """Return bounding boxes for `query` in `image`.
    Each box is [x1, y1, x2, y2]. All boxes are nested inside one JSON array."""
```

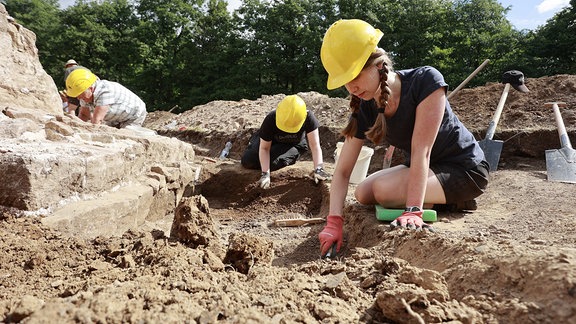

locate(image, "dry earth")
[[2, 74, 576, 323]]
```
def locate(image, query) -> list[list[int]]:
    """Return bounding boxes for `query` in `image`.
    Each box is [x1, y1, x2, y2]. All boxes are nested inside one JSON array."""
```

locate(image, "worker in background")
[[241, 95, 331, 189], [65, 68, 147, 128], [59, 59, 92, 115]]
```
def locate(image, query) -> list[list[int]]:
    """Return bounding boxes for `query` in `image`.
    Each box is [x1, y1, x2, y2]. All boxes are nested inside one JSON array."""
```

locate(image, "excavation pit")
[[194, 161, 331, 265]]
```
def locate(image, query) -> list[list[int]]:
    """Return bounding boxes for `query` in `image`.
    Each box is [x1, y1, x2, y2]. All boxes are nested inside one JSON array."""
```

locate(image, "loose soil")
[[1, 74, 576, 323]]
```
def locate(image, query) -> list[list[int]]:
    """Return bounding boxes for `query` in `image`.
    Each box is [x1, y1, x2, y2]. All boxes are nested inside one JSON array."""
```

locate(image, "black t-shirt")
[[259, 110, 319, 144], [355, 66, 485, 169]]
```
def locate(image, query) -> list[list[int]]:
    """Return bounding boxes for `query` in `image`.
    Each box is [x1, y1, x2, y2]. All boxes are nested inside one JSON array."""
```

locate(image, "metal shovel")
[[478, 83, 509, 172], [545, 102, 576, 183], [478, 70, 529, 171]]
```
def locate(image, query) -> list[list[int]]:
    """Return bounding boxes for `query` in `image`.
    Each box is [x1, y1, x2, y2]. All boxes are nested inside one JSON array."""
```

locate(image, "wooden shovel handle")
[[447, 59, 490, 100], [545, 102, 571, 149], [484, 83, 511, 141]]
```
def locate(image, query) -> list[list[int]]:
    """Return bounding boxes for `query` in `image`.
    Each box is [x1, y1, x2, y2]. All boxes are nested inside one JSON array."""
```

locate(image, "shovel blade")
[[478, 139, 503, 172], [545, 147, 576, 183]]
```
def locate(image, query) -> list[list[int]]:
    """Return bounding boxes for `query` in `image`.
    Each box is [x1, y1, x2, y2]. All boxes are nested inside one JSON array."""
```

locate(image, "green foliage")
[[442, 0, 516, 86], [524, 0, 576, 76], [4, 0, 574, 111], [61, 0, 142, 84]]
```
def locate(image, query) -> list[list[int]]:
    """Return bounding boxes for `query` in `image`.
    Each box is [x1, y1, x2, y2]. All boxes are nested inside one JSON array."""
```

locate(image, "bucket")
[[334, 142, 374, 184]]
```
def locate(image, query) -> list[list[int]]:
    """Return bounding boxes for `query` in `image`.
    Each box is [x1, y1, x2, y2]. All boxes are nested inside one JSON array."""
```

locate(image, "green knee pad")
[[375, 205, 437, 222]]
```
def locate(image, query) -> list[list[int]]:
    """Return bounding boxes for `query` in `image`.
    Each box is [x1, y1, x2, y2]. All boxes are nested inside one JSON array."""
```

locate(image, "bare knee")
[[354, 183, 374, 205]]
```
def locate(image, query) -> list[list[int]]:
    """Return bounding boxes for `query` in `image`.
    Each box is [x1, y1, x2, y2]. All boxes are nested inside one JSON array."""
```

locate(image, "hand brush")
[[274, 214, 325, 227]]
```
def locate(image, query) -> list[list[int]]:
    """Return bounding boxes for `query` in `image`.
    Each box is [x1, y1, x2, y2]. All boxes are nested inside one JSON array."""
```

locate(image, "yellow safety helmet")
[[65, 68, 97, 98], [276, 95, 307, 133], [320, 19, 383, 90]]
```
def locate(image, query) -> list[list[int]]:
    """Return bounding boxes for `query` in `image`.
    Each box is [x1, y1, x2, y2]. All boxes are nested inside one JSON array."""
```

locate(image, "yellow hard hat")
[[65, 68, 97, 97], [276, 95, 307, 133], [320, 19, 383, 90]]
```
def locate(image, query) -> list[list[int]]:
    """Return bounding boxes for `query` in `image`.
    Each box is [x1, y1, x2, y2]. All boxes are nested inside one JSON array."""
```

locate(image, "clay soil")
[[2, 74, 576, 323]]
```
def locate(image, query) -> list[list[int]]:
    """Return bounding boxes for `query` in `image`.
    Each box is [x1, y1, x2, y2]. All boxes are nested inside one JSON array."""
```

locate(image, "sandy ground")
[[1, 74, 576, 323]]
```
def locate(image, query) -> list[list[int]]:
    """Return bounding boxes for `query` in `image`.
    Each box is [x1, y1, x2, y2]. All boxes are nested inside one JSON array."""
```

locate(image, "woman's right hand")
[[318, 215, 344, 257], [390, 211, 434, 231]]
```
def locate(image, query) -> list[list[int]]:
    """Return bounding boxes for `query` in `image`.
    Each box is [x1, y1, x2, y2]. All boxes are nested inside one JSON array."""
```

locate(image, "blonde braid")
[[365, 51, 392, 145]]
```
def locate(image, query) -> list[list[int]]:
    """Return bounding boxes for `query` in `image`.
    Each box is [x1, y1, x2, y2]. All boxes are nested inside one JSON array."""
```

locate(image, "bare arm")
[[91, 105, 110, 125], [67, 103, 78, 115], [329, 138, 364, 216], [258, 139, 272, 173], [78, 106, 91, 122], [406, 88, 445, 208], [306, 129, 324, 169]]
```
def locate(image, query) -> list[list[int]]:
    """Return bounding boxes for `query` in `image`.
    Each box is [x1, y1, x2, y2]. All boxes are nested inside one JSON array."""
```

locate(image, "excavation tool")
[[447, 59, 491, 101], [383, 59, 490, 169], [321, 243, 338, 259], [274, 217, 324, 227], [375, 205, 437, 222], [545, 102, 576, 183], [478, 70, 529, 171]]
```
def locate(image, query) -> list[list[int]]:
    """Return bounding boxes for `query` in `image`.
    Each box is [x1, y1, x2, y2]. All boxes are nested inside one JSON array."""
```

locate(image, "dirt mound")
[[2, 74, 576, 323], [450, 74, 576, 132]]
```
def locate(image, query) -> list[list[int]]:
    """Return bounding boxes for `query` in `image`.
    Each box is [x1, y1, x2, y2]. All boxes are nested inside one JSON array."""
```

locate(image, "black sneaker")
[[433, 199, 477, 212]]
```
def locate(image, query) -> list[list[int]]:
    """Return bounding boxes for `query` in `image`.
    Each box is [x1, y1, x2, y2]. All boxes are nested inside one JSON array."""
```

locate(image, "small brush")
[[274, 214, 325, 227]]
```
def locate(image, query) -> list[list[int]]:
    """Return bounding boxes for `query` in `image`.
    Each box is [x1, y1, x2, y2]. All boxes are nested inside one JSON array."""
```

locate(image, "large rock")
[[0, 4, 61, 115], [0, 5, 199, 238]]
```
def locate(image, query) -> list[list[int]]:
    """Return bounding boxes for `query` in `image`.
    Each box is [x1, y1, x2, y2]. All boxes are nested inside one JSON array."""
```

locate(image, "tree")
[[176, 0, 240, 108], [60, 0, 141, 86], [443, 0, 517, 87], [525, 0, 575, 76], [133, 0, 206, 110]]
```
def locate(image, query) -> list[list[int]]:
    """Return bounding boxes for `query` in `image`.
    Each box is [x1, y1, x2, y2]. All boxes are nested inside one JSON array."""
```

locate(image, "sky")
[[499, 0, 570, 30], [58, 0, 570, 31]]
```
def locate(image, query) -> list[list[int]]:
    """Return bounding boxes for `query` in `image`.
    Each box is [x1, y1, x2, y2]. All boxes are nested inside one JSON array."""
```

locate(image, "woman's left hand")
[[390, 211, 434, 231]]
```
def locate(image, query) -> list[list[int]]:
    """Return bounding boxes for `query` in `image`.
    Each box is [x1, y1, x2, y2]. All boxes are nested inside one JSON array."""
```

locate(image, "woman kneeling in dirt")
[[318, 19, 489, 257], [241, 95, 331, 189]]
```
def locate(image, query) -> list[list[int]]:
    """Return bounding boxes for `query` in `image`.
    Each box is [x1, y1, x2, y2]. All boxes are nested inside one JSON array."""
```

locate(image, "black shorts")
[[431, 160, 489, 203]]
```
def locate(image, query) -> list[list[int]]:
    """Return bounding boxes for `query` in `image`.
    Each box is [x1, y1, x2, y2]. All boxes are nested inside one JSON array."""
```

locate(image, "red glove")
[[390, 211, 433, 231], [318, 215, 344, 256]]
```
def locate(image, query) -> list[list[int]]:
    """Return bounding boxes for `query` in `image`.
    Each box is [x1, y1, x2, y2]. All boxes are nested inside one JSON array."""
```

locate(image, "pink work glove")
[[390, 211, 434, 231], [318, 215, 344, 257]]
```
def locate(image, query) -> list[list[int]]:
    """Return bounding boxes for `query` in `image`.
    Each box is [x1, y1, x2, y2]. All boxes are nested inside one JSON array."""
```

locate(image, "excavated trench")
[[192, 162, 332, 266]]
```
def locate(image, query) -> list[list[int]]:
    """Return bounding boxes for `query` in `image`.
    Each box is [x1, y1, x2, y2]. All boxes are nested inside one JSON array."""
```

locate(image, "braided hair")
[[340, 48, 393, 145]]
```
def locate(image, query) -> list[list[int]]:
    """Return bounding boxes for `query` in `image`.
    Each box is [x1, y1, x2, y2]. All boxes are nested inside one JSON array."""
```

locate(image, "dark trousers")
[[241, 131, 308, 171]]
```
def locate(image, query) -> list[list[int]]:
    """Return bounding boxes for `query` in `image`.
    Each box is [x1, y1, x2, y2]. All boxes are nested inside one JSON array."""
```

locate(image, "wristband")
[[404, 206, 422, 212]]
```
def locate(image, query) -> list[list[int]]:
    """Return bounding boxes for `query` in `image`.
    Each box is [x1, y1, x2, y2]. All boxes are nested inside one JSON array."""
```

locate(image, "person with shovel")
[[241, 95, 331, 189], [318, 19, 489, 257]]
